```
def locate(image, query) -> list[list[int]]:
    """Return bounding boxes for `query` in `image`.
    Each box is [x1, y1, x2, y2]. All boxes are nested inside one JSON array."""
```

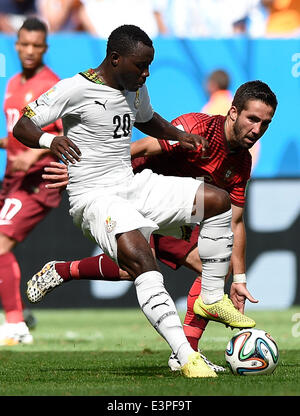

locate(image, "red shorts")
[[0, 170, 61, 242], [150, 225, 199, 270]]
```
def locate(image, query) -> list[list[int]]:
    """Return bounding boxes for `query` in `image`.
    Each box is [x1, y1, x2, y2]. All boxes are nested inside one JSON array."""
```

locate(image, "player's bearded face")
[[16, 29, 47, 70], [233, 100, 274, 149], [116, 44, 154, 91]]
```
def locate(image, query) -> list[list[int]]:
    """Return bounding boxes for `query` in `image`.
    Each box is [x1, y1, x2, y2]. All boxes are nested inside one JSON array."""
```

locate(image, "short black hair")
[[106, 25, 153, 56], [18, 17, 48, 37], [232, 80, 277, 113]]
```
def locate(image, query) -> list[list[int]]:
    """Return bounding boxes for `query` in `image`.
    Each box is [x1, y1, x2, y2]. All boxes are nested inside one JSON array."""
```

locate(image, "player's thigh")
[[133, 170, 203, 228], [81, 194, 158, 263], [201, 182, 231, 219], [0, 190, 51, 242]]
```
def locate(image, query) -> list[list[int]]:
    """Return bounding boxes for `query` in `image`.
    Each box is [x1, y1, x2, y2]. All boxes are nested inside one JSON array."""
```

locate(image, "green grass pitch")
[[0, 307, 299, 397]]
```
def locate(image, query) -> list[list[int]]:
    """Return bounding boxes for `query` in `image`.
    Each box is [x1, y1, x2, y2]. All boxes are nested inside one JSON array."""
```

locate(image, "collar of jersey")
[[79, 68, 106, 85]]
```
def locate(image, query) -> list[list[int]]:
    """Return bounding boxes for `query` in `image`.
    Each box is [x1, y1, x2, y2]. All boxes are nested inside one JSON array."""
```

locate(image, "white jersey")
[[25, 69, 154, 198]]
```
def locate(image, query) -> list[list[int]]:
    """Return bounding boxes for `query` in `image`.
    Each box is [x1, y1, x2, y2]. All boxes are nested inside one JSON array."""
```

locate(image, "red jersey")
[[132, 113, 252, 207], [3, 65, 62, 175]]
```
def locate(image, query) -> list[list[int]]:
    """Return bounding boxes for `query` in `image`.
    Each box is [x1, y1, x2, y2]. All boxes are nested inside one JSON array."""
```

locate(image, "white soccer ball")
[[225, 328, 279, 375]]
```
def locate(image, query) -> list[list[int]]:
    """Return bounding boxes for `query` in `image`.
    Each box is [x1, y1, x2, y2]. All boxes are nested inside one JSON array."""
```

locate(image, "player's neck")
[[224, 117, 239, 150], [94, 62, 123, 91], [90, 66, 107, 85], [21, 64, 44, 83]]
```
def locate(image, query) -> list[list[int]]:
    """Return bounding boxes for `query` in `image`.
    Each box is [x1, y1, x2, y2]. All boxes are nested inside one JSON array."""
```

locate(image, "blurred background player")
[[0, 17, 62, 346], [262, 0, 300, 37], [201, 69, 233, 116], [201, 69, 260, 170]]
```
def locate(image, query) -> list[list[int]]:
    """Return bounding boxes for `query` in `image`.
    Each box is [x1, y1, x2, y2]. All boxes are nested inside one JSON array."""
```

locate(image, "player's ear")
[[110, 51, 120, 67], [15, 39, 20, 52], [229, 105, 238, 122]]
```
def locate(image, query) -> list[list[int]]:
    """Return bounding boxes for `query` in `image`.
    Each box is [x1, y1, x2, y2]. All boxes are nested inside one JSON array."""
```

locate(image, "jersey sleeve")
[[230, 151, 252, 207], [40, 118, 63, 136], [159, 113, 199, 153], [230, 171, 251, 207], [22, 76, 81, 128], [230, 184, 248, 207], [135, 85, 154, 123]]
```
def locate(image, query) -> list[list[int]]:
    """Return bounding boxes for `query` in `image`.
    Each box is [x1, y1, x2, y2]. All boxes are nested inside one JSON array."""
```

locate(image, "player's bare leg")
[[116, 229, 216, 378], [0, 234, 33, 345]]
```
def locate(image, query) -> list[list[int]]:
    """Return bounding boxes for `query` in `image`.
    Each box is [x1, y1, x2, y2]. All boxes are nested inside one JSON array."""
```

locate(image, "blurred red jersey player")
[[0, 17, 62, 345]]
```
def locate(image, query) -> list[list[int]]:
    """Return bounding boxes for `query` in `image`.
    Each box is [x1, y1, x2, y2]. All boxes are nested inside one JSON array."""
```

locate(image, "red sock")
[[183, 277, 208, 351], [54, 254, 120, 281], [0, 252, 23, 323]]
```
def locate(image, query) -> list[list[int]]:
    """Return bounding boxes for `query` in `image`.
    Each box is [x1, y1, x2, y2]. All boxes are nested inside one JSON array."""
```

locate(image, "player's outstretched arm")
[[13, 115, 81, 165], [130, 136, 163, 159], [135, 112, 208, 153]]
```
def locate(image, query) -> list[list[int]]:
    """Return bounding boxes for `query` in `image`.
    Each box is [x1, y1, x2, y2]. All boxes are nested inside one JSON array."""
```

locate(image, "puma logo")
[[94, 100, 107, 110], [151, 301, 169, 310]]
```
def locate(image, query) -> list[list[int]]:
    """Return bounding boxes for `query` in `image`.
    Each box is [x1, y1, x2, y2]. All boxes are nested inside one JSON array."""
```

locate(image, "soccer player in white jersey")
[[13, 25, 255, 378]]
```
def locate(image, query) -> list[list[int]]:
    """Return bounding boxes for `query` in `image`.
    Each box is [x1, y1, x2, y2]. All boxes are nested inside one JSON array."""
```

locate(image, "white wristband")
[[39, 132, 56, 149], [233, 273, 247, 283]]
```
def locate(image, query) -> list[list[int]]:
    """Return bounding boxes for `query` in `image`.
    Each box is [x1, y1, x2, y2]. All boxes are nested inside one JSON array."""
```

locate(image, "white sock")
[[134, 271, 194, 366], [198, 209, 233, 304]]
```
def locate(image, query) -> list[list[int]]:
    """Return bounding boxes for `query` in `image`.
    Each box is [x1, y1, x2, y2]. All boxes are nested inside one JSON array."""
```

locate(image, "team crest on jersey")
[[224, 168, 234, 180], [22, 105, 36, 118], [105, 216, 116, 233], [134, 90, 140, 109]]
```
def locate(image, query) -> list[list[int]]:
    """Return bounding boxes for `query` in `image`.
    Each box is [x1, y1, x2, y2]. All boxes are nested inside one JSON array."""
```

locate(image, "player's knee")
[[116, 231, 159, 278], [204, 186, 231, 219], [183, 247, 202, 274]]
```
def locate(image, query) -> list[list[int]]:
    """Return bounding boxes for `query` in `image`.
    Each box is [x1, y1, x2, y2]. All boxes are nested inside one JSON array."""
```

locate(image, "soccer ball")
[[225, 328, 279, 375]]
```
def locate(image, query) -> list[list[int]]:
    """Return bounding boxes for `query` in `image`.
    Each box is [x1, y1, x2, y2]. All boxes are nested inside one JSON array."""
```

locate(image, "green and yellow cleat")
[[193, 294, 256, 329], [181, 351, 217, 378]]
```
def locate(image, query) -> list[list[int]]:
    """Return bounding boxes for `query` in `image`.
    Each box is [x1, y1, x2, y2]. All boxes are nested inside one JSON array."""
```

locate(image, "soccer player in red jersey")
[[0, 17, 62, 345], [38, 80, 277, 371]]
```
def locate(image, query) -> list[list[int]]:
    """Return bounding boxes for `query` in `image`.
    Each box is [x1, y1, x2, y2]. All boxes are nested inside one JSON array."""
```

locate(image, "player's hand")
[[50, 136, 81, 165], [230, 282, 258, 314], [177, 132, 208, 154], [43, 161, 69, 189]]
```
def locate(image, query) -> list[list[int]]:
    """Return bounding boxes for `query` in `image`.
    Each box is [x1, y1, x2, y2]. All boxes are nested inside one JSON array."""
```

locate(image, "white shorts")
[[69, 169, 203, 262]]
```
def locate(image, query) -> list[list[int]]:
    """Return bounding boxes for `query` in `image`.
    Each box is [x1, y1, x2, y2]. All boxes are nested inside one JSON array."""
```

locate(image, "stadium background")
[[0, 33, 299, 310]]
